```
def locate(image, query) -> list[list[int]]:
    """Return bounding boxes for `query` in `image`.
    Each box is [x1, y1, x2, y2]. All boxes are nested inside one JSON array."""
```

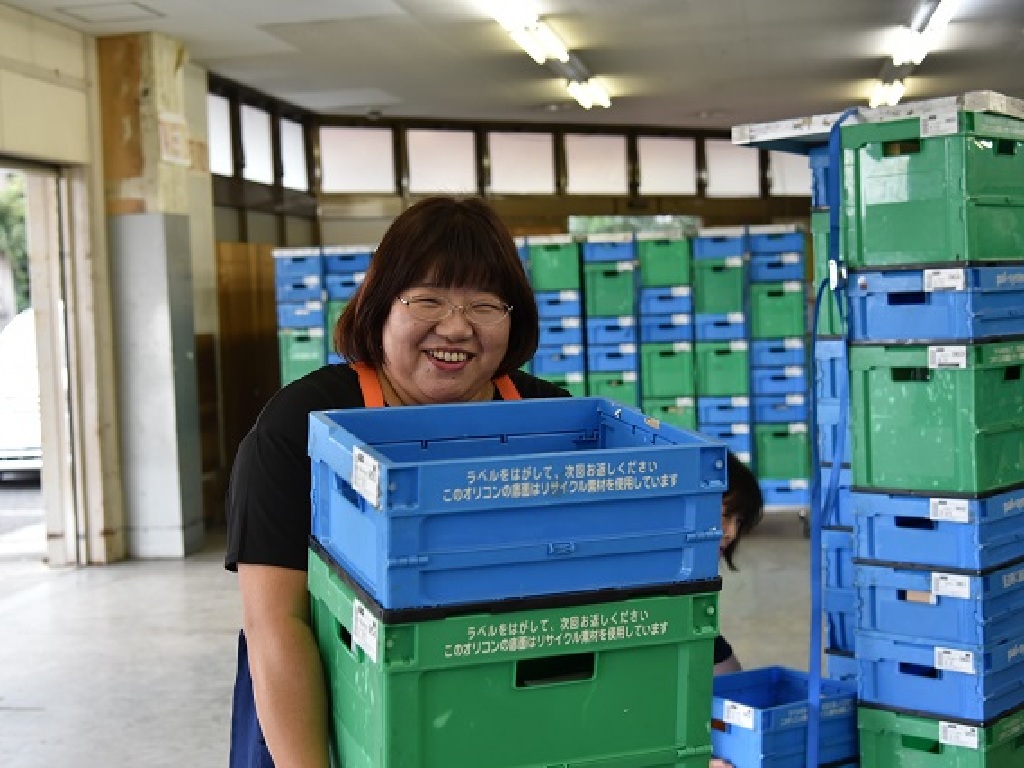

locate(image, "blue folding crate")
[[825, 585, 857, 654], [752, 394, 808, 424], [759, 479, 810, 507], [308, 397, 728, 609], [531, 344, 584, 375], [711, 667, 857, 768], [325, 271, 365, 300], [808, 144, 833, 210], [587, 344, 637, 372], [819, 463, 853, 528], [824, 526, 855, 590], [277, 300, 325, 329], [816, 399, 852, 466], [847, 266, 1024, 342], [538, 317, 582, 347], [322, 245, 372, 275], [750, 252, 804, 283], [826, 649, 858, 682], [535, 290, 581, 318], [586, 317, 637, 345], [639, 286, 692, 315], [856, 629, 1024, 723], [273, 246, 322, 280], [751, 339, 805, 368], [581, 235, 635, 262], [700, 423, 751, 457], [697, 397, 750, 426], [852, 485, 1024, 572], [752, 366, 807, 396], [693, 229, 747, 260], [855, 558, 1024, 647], [813, 337, 847, 402], [275, 275, 323, 303], [747, 228, 805, 254], [695, 313, 747, 341], [639, 314, 694, 343]]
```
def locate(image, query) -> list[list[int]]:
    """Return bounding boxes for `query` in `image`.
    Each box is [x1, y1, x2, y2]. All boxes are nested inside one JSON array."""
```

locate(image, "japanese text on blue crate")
[[445, 461, 675, 502]]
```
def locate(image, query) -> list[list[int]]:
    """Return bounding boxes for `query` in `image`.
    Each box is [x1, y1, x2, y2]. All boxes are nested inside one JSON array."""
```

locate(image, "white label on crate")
[[671, 314, 691, 325], [731, 397, 750, 406], [672, 342, 692, 352], [784, 366, 804, 377], [939, 722, 980, 749], [351, 446, 381, 509], [784, 338, 803, 349], [302, 275, 319, 286], [929, 346, 968, 369], [562, 317, 581, 328], [935, 647, 976, 674], [622, 371, 637, 382], [783, 281, 803, 292], [930, 497, 971, 523], [617, 316, 635, 326], [726, 312, 745, 322], [730, 341, 748, 351], [558, 290, 579, 300], [563, 345, 582, 355], [725, 257, 743, 267], [791, 479, 810, 490], [671, 286, 692, 296], [565, 372, 584, 383], [924, 268, 967, 292], [351, 599, 379, 663], [354, 272, 366, 283], [921, 112, 960, 138], [722, 700, 755, 729], [733, 423, 750, 434], [790, 423, 808, 434], [619, 344, 636, 354], [781, 252, 802, 264], [616, 261, 635, 271], [590, 232, 633, 243], [933, 573, 972, 599], [676, 397, 695, 407], [786, 394, 805, 405]]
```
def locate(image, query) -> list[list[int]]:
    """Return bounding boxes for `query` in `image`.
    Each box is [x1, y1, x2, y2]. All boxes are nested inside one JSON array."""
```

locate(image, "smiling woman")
[[0, 309, 41, 476]]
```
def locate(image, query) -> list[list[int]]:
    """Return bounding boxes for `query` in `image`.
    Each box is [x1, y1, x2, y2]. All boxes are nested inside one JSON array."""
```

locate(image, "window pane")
[[565, 134, 627, 194], [705, 139, 760, 197], [488, 132, 555, 194], [638, 136, 696, 195], [280, 118, 308, 191], [769, 150, 811, 196], [320, 126, 395, 194], [240, 104, 274, 185], [206, 93, 233, 177], [407, 129, 476, 193]]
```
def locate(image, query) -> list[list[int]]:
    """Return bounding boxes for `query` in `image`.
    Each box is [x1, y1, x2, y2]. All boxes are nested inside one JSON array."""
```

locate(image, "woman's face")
[[381, 284, 510, 405], [720, 510, 739, 556]]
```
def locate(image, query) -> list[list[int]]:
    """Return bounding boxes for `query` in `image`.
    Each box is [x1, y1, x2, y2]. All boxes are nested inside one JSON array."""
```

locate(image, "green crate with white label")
[[753, 423, 810, 480], [326, 299, 349, 336], [587, 371, 638, 407], [695, 342, 750, 397], [536, 371, 586, 398], [278, 327, 326, 385], [527, 237, 580, 291], [749, 281, 807, 339], [584, 262, 637, 316], [641, 342, 695, 398], [643, 397, 697, 431], [849, 340, 1024, 494], [637, 236, 692, 287], [309, 542, 719, 768], [694, 258, 745, 314]]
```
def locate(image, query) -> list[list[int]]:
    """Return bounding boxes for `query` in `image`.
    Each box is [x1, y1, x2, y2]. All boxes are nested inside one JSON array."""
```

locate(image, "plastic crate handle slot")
[[514, 652, 595, 688], [710, 718, 730, 734], [891, 367, 932, 383], [887, 291, 927, 306], [882, 138, 922, 158], [898, 662, 941, 679], [1006, 365, 1021, 381], [894, 516, 936, 531], [995, 139, 1018, 156]]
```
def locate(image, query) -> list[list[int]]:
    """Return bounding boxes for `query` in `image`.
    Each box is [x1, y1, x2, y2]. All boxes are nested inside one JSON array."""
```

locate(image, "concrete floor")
[[0, 501, 811, 768]]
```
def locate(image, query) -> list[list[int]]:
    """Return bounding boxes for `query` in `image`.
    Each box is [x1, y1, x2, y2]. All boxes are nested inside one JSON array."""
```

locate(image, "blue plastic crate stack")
[[273, 246, 327, 385], [306, 397, 730, 767], [815, 103, 1024, 760], [322, 245, 372, 365]]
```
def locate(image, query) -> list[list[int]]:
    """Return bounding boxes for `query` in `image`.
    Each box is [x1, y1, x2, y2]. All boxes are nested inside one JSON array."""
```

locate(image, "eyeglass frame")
[[396, 294, 513, 326]]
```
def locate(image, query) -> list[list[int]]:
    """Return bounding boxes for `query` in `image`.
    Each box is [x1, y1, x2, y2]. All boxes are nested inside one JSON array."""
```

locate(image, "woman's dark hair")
[[721, 451, 764, 571], [334, 195, 539, 376]]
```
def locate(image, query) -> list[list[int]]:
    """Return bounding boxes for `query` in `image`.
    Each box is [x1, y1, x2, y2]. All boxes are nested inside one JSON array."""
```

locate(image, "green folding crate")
[[278, 327, 325, 385], [584, 262, 637, 316], [527, 236, 580, 291], [587, 371, 638, 407], [858, 705, 1024, 768], [641, 342, 695, 398], [750, 281, 807, 339], [849, 340, 1024, 494], [693, 258, 745, 314], [754, 423, 810, 479], [810, 211, 845, 336], [326, 299, 349, 337], [643, 397, 697, 431], [842, 111, 1024, 268], [309, 545, 718, 768], [637, 235, 692, 287], [695, 341, 750, 397], [537, 371, 586, 397]]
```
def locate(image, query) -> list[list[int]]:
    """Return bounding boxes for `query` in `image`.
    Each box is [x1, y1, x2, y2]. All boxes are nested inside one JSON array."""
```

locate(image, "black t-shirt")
[[224, 364, 570, 572], [714, 634, 734, 665]]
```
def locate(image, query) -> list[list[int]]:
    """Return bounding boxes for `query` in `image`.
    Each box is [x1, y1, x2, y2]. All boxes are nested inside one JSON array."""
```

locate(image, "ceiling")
[[8, 0, 1024, 131]]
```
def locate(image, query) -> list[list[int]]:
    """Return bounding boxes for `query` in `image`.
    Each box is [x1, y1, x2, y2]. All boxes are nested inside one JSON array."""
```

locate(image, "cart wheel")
[[800, 511, 810, 538]]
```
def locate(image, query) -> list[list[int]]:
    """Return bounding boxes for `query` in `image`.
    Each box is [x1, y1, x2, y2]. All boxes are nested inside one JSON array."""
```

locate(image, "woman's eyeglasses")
[[398, 295, 512, 326]]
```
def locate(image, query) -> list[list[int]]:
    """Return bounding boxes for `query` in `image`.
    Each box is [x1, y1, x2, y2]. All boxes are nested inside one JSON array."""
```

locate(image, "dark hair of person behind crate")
[[721, 451, 765, 571]]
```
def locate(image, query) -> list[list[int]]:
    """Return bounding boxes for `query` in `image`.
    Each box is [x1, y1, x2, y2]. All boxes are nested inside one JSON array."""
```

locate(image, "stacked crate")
[[307, 397, 729, 767], [274, 246, 326, 385], [839, 110, 1024, 764], [322, 245, 372, 365], [527, 235, 586, 396], [693, 228, 752, 465], [582, 234, 640, 407], [636, 233, 696, 430], [747, 224, 811, 508]]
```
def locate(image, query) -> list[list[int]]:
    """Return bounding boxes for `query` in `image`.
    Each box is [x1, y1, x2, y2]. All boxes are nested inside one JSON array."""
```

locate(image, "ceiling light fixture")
[[868, 79, 906, 108]]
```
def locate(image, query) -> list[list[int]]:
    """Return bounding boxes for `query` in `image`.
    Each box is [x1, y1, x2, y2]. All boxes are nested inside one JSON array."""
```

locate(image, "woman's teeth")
[[430, 350, 468, 363]]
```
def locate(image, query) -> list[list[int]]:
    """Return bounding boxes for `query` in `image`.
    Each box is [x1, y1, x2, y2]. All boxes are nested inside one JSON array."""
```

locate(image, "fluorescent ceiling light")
[[890, 0, 964, 67], [567, 79, 611, 110], [869, 79, 906, 108]]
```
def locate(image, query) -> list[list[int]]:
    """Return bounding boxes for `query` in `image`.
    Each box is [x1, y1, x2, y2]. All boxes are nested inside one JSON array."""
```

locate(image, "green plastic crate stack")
[[526, 235, 585, 393], [278, 327, 326, 384], [308, 543, 720, 768]]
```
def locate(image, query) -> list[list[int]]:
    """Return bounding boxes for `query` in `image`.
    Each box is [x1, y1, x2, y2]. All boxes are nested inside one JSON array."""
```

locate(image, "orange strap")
[[350, 361, 521, 406]]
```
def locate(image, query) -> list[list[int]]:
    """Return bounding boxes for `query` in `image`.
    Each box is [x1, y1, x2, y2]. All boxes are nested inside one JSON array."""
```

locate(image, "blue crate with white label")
[[581, 236, 635, 262], [826, 649, 858, 683], [701, 423, 752, 457], [275, 274, 323, 303], [751, 339, 805, 368], [587, 344, 637, 373], [852, 485, 1024, 572], [698, 397, 750, 426], [640, 314, 694, 343], [695, 313, 747, 341], [813, 337, 847, 402], [309, 397, 727, 609], [639, 286, 692, 315], [273, 246, 322, 280], [325, 271, 365, 300], [747, 226, 805, 254], [277, 300, 325, 329], [535, 290, 581, 318], [752, 366, 807, 396], [759, 479, 810, 507], [848, 265, 1024, 342], [586, 317, 637, 345], [752, 394, 808, 424], [693, 230, 747, 260], [531, 344, 584, 376], [819, 463, 853, 528], [750, 252, 805, 283], [856, 629, 1024, 723], [856, 559, 1024, 647], [538, 317, 582, 347], [322, 245, 372, 275], [816, 398, 852, 466], [711, 667, 858, 768]]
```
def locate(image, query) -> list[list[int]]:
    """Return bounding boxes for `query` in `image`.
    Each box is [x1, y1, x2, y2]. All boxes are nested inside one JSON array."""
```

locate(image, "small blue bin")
[[693, 232, 747, 260], [700, 423, 751, 456], [322, 245, 372, 275], [586, 317, 637, 345], [712, 667, 857, 768], [273, 247, 322, 280], [275, 275, 323, 303], [535, 290, 581, 318], [538, 317, 582, 347], [640, 314, 694, 343], [308, 397, 727, 610], [639, 286, 692, 315], [750, 252, 805, 282], [697, 396, 750, 425], [826, 648, 858, 682], [752, 366, 807, 396], [325, 272, 365, 300], [531, 344, 584, 375], [587, 344, 637, 372], [695, 313, 747, 341], [277, 300, 325, 329], [752, 394, 808, 424], [747, 230, 805, 254], [759, 479, 810, 507], [581, 238, 635, 262], [751, 338, 805, 368]]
